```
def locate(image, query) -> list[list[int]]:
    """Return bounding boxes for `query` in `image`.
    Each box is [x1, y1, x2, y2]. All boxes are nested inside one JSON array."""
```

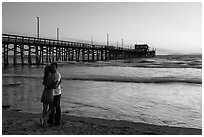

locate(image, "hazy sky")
[[2, 2, 202, 54]]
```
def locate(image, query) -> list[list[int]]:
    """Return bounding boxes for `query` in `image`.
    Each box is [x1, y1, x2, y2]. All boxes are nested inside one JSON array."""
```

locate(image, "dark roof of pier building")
[[134, 44, 149, 49]]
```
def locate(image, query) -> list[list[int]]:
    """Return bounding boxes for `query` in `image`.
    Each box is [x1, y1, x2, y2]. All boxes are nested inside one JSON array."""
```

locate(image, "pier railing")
[[2, 34, 127, 50]]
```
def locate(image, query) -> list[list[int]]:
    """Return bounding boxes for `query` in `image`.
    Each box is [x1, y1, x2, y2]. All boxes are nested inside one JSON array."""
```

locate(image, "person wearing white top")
[[47, 62, 62, 125]]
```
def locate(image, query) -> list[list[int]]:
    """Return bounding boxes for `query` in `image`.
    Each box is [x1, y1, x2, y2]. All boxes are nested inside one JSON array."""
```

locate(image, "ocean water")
[[2, 55, 202, 129]]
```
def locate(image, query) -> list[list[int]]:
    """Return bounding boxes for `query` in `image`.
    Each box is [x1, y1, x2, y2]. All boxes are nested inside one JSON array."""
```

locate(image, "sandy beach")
[[2, 109, 201, 135]]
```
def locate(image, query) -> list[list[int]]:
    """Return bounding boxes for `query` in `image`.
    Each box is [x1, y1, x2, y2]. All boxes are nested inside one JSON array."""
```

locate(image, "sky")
[[2, 2, 202, 54]]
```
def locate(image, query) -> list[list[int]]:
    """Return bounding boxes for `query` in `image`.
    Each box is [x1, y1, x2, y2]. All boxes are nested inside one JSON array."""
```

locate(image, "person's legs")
[[41, 103, 48, 125], [47, 102, 55, 124], [43, 102, 54, 121], [42, 103, 48, 118], [54, 94, 61, 125]]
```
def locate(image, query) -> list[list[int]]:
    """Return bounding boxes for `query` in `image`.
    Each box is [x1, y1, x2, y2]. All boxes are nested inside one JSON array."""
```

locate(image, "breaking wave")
[[3, 74, 201, 84]]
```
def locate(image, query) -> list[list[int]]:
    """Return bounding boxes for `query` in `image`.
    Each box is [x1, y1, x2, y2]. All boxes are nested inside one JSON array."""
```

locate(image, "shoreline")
[[2, 110, 202, 135]]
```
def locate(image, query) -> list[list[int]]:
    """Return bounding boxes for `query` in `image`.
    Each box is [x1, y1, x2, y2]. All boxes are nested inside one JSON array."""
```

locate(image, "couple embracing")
[[40, 62, 62, 126]]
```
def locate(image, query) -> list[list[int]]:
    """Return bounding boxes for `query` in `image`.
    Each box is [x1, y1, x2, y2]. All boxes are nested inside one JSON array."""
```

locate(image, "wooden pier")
[[2, 34, 155, 66]]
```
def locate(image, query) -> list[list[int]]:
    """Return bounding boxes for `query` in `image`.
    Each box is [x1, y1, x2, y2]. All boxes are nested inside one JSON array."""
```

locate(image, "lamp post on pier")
[[57, 28, 60, 41], [36, 17, 40, 38], [122, 38, 123, 48], [91, 36, 93, 45], [107, 34, 109, 46], [56, 27, 60, 61], [36, 16, 40, 65]]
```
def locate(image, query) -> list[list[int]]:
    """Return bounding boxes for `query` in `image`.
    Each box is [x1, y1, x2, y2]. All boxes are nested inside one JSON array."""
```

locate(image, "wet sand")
[[2, 110, 201, 135]]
